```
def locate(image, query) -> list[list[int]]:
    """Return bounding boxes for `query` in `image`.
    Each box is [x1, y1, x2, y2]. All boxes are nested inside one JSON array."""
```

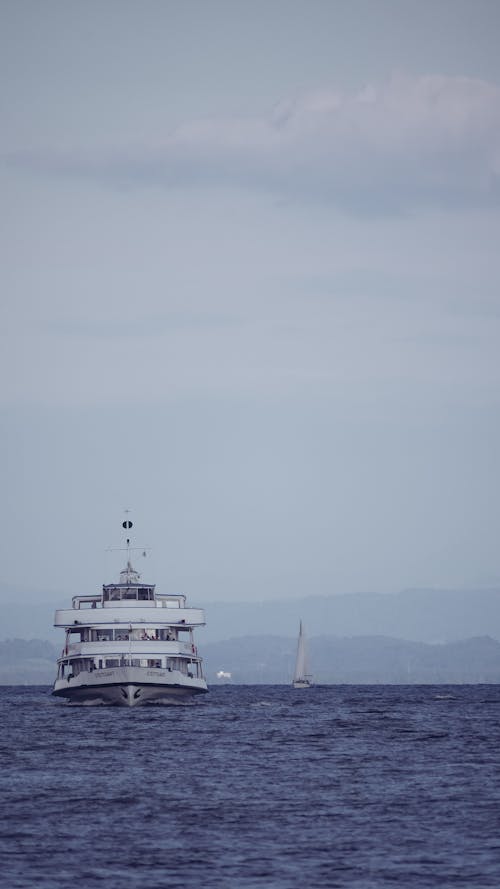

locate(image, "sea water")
[[1, 684, 499, 888]]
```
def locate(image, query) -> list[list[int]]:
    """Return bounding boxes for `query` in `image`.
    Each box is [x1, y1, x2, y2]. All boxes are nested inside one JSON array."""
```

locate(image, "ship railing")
[[66, 640, 197, 655], [155, 594, 186, 606], [72, 595, 102, 609], [70, 592, 192, 609], [54, 608, 205, 627]]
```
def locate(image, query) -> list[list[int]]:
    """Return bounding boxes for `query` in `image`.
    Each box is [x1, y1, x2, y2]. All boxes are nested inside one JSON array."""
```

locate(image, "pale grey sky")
[[1, 0, 500, 606]]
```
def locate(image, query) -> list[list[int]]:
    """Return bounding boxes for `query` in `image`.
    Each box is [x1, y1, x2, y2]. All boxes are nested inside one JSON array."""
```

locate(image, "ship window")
[[123, 589, 137, 600], [106, 659, 120, 667]]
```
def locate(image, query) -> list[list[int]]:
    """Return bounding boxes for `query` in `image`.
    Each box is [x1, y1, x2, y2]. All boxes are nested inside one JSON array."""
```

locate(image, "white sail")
[[293, 620, 312, 688]]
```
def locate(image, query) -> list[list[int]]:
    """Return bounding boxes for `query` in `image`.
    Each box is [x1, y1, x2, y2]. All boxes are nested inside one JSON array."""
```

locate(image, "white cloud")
[[6, 75, 500, 211]]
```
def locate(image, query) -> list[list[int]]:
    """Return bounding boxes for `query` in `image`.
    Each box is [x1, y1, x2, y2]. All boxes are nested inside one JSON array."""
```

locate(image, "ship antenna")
[[122, 508, 133, 569]]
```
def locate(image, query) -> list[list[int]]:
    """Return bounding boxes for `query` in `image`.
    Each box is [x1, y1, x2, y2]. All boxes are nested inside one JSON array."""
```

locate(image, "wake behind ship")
[[52, 522, 208, 706]]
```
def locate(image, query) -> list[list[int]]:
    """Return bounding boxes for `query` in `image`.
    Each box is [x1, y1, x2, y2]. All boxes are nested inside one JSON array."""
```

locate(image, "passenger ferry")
[[52, 521, 208, 706]]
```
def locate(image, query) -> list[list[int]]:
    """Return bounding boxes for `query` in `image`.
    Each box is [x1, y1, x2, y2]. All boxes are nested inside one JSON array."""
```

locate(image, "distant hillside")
[[0, 639, 57, 685], [198, 588, 500, 644], [3, 635, 500, 686], [204, 634, 500, 684]]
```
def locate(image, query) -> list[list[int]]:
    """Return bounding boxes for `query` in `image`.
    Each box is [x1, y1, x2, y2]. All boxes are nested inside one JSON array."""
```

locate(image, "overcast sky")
[[1, 0, 500, 606]]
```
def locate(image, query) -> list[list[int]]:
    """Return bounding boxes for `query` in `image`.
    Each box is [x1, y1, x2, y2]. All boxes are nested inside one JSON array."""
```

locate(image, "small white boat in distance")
[[292, 620, 312, 688]]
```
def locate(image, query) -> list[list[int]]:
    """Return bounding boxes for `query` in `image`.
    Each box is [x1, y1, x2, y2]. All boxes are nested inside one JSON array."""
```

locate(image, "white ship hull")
[[53, 666, 208, 707]]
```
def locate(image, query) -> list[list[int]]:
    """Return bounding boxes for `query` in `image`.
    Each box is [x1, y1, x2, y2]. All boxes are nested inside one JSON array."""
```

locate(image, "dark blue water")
[[1, 685, 500, 888]]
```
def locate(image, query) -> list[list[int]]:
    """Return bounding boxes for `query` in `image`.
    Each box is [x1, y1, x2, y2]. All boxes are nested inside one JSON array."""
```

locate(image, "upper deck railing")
[[71, 591, 187, 609]]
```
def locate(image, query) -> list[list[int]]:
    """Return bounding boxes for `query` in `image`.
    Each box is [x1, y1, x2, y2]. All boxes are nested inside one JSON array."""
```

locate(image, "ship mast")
[[123, 508, 133, 574], [106, 510, 149, 584]]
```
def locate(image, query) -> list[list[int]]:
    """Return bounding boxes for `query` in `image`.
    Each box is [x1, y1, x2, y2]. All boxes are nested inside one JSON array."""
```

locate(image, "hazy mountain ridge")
[[3, 634, 500, 686], [199, 587, 500, 644], [3, 586, 500, 644]]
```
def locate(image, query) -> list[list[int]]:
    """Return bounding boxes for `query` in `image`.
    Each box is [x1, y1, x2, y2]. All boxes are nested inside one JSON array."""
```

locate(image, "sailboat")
[[292, 620, 312, 688]]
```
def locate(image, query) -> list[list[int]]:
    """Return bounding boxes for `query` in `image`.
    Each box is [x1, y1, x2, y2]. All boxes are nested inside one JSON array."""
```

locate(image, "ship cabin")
[[102, 582, 156, 603]]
